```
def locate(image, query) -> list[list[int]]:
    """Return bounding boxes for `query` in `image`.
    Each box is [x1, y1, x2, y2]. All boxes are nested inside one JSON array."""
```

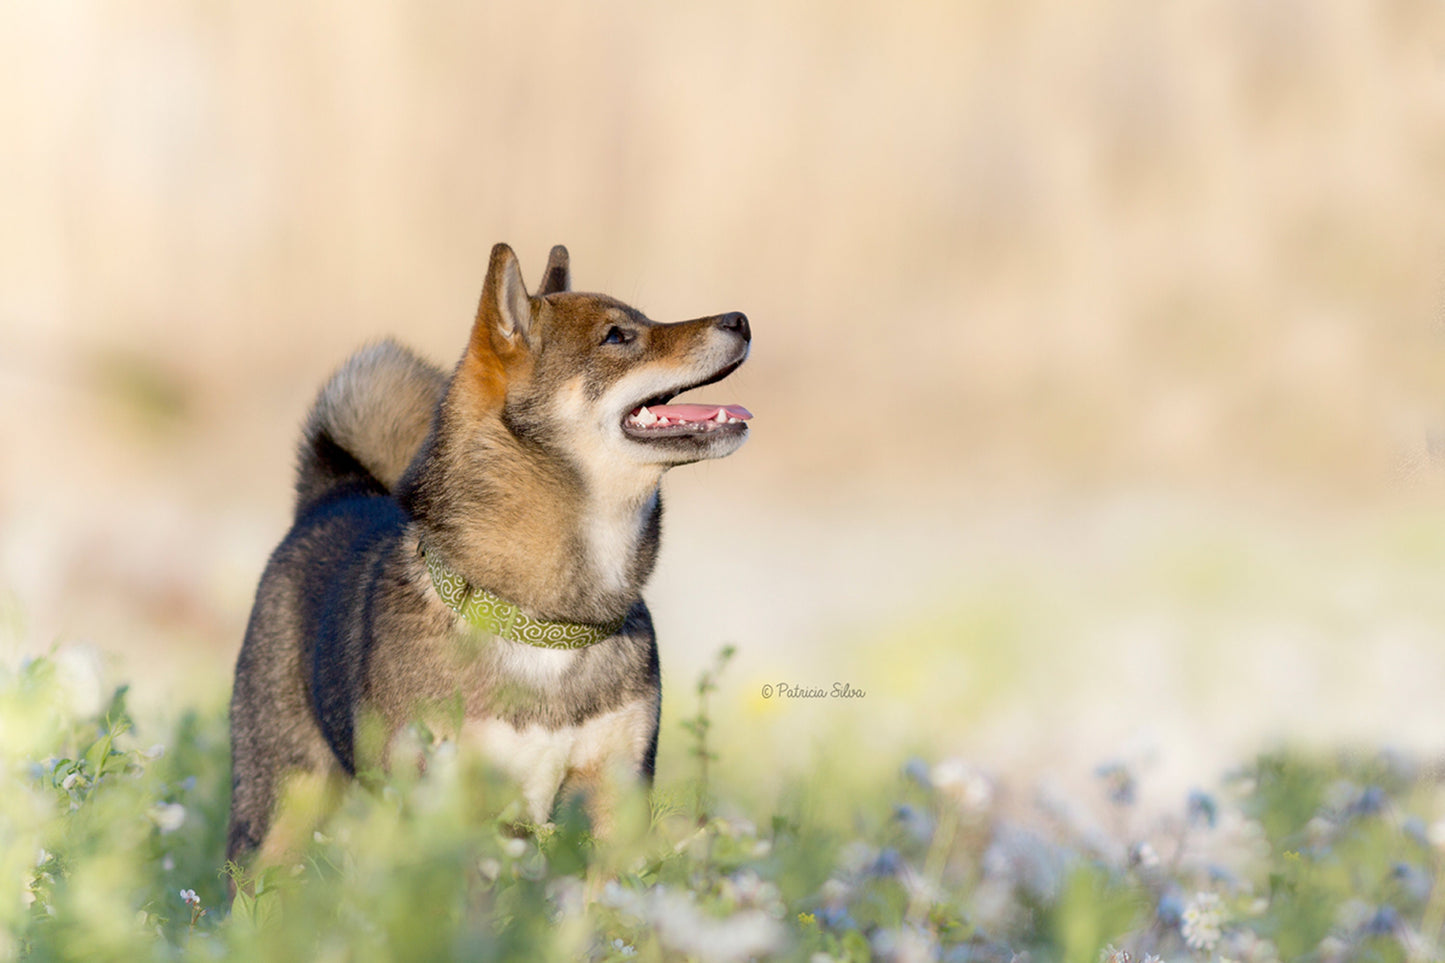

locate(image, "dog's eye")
[[601, 326, 635, 346]]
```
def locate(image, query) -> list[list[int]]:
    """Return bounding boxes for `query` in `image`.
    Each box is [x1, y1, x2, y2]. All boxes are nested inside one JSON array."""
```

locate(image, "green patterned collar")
[[420, 542, 623, 649]]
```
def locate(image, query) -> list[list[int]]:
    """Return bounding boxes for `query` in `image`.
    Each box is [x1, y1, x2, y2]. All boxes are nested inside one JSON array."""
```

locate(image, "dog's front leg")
[[461, 717, 571, 827]]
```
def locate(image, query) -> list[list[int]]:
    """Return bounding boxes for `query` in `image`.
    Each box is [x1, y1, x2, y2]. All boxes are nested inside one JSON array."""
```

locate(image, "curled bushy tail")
[[294, 339, 447, 512]]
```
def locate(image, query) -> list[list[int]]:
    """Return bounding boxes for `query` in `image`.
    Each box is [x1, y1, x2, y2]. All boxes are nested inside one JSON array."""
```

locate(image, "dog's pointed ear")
[[535, 245, 570, 297], [474, 243, 533, 352]]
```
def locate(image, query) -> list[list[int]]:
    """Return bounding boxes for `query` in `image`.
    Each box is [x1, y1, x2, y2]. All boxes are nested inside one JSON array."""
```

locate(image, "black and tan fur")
[[227, 244, 751, 871]]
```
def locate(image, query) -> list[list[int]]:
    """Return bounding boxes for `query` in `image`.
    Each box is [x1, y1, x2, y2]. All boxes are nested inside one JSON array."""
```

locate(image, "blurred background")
[[2, 0, 1444, 802]]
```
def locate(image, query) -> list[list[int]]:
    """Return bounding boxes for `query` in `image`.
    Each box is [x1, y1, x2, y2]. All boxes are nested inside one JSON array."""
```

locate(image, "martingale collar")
[[420, 543, 624, 649]]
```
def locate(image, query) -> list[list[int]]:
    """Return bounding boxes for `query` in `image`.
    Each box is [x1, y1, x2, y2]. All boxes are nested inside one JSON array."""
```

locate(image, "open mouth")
[[619, 359, 752, 441], [623, 402, 752, 434]]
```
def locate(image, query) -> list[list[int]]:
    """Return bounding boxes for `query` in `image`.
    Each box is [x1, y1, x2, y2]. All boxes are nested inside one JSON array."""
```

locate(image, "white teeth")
[[627, 406, 745, 433]]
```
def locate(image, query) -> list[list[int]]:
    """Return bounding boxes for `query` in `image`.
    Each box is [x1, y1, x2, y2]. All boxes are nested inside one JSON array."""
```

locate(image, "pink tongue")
[[642, 403, 752, 422]]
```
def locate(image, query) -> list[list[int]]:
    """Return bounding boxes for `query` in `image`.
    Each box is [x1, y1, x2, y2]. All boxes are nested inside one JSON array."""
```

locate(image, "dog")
[[226, 243, 751, 872]]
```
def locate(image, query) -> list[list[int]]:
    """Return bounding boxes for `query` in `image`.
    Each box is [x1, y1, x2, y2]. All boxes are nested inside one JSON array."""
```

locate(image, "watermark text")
[[759, 682, 866, 700]]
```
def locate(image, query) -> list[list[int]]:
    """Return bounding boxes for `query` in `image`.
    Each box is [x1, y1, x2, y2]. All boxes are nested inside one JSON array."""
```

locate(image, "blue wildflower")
[[1364, 904, 1399, 937], [1390, 863, 1431, 903], [903, 757, 932, 789], [893, 804, 935, 844], [1095, 762, 1136, 806], [1351, 785, 1387, 817], [1186, 789, 1217, 829], [1402, 816, 1430, 848], [868, 847, 904, 878], [1156, 890, 1184, 926], [1206, 863, 1237, 887]]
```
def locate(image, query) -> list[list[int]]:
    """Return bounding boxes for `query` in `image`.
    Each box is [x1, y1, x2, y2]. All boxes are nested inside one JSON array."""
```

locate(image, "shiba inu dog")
[[227, 243, 751, 871]]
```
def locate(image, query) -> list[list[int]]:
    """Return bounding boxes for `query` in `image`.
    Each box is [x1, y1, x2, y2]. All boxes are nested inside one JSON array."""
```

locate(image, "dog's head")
[[458, 243, 752, 486]]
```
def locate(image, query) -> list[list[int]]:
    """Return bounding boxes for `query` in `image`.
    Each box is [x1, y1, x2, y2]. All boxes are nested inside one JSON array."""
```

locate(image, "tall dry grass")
[[4, 1, 1442, 494]]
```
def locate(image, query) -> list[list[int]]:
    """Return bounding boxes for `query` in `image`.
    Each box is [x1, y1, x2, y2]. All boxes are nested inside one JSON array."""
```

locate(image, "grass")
[[2, 642, 1444, 963]]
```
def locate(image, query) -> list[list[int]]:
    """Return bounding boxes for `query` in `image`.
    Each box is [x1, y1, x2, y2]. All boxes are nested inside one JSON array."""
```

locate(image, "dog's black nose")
[[715, 312, 750, 342]]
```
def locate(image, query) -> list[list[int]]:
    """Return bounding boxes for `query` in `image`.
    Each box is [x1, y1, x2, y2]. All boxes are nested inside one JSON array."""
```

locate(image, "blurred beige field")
[[2, 1, 1444, 792]]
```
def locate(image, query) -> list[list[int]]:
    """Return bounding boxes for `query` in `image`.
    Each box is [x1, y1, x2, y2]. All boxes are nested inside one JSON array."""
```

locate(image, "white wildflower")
[[179, 889, 200, 907], [1181, 892, 1225, 951], [838, 841, 876, 874], [720, 816, 757, 838], [546, 876, 585, 920], [1323, 780, 1358, 812], [930, 758, 993, 811], [611, 938, 637, 957], [602, 883, 785, 963], [1101, 944, 1131, 963], [1336, 899, 1371, 931], [149, 802, 186, 833], [721, 869, 782, 913], [54, 644, 104, 718], [1305, 816, 1335, 846], [1227, 929, 1279, 961], [871, 925, 937, 963], [820, 877, 851, 907], [601, 880, 646, 917], [898, 864, 939, 907], [61, 771, 81, 791], [1131, 841, 1160, 869], [502, 837, 528, 859]]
